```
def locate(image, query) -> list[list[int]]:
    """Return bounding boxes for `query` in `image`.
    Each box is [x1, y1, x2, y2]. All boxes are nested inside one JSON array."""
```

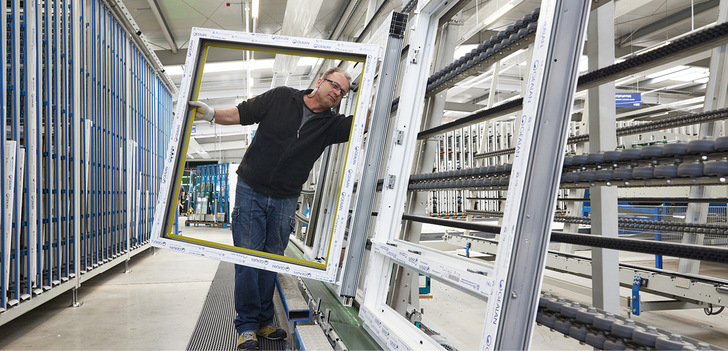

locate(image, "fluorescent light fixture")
[[481, 2, 515, 27], [694, 77, 709, 84], [453, 44, 478, 60], [646, 65, 688, 79], [164, 57, 320, 77], [621, 40, 672, 59], [646, 66, 708, 84], [615, 76, 639, 86], [252, 0, 259, 19]]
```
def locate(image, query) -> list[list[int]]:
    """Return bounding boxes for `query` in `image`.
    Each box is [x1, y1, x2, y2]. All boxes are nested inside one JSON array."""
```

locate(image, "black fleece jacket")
[[235, 86, 352, 197]]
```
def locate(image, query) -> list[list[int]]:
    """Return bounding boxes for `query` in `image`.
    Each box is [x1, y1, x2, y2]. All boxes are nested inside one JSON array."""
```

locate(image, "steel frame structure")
[[0, 0, 173, 327], [358, 1, 592, 349]]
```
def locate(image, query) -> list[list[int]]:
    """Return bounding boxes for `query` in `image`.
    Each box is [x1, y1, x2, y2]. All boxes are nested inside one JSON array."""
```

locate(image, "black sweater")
[[236, 87, 352, 197]]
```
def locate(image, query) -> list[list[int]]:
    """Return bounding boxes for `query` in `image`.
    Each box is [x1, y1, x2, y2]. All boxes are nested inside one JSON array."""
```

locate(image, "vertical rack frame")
[[359, 0, 592, 350], [0, 0, 173, 327]]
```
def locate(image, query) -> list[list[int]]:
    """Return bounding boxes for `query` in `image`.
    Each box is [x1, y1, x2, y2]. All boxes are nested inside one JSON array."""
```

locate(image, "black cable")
[[704, 303, 725, 316]]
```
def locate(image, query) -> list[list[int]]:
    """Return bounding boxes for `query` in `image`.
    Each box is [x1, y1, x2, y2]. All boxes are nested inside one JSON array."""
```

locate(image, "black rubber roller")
[[603, 340, 630, 350], [595, 169, 614, 181], [603, 151, 622, 164], [620, 148, 642, 161], [613, 168, 633, 180], [561, 172, 580, 183], [572, 155, 588, 167], [479, 178, 494, 187], [517, 27, 529, 39], [569, 326, 589, 342], [562, 156, 574, 168], [654, 164, 678, 179], [632, 166, 654, 179], [704, 161, 728, 176], [715, 136, 728, 151], [579, 170, 597, 182], [687, 139, 715, 155], [640, 146, 664, 159], [586, 153, 604, 165], [663, 143, 688, 157], [677, 162, 704, 177], [585, 332, 606, 349]]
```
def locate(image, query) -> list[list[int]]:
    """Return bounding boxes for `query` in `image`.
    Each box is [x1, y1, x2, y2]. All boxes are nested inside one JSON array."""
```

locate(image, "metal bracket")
[[631, 276, 648, 315], [386, 174, 397, 189], [411, 49, 419, 64], [395, 130, 405, 145]]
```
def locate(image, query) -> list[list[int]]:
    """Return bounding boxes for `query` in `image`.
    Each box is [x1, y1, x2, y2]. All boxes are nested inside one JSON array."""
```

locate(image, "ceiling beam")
[[616, 0, 719, 47], [146, 0, 178, 53]]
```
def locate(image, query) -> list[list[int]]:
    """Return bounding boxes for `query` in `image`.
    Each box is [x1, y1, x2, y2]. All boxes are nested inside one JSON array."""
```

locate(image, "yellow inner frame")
[[163, 39, 368, 270]]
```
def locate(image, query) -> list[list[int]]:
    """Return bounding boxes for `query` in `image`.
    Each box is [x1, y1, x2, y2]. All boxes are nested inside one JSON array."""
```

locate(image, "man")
[[189, 67, 352, 350], [178, 188, 186, 214]]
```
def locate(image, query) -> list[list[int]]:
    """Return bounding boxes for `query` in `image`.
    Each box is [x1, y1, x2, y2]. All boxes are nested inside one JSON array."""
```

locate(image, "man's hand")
[[188, 101, 215, 123]]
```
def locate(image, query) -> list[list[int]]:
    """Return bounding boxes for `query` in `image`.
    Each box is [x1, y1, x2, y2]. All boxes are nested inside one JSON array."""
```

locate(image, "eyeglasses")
[[323, 78, 348, 96]]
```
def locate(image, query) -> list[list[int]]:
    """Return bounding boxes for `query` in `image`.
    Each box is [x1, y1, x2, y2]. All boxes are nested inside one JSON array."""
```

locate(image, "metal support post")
[[360, 1, 462, 350], [339, 11, 407, 301], [0, 0, 6, 311], [678, 0, 728, 275], [74, 0, 84, 289], [482, 1, 591, 349], [586, 1, 620, 314], [10, 0, 21, 303], [71, 287, 83, 308], [390, 16, 460, 314], [27, 0, 40, 293]]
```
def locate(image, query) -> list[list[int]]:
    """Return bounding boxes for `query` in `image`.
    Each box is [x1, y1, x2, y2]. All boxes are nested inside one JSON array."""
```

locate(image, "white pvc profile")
[[360, 0, 590, 350], [358, 1, 468, 349], [150, 27, 380, 282]]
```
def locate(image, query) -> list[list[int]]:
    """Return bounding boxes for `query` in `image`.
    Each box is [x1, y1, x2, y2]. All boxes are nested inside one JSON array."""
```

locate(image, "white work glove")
[[188, 100, 215, 123]]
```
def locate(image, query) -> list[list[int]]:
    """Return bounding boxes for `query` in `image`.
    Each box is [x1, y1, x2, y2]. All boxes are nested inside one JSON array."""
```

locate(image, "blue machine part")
[[419, 273, 431, 295], [631, 276, 647, 316]]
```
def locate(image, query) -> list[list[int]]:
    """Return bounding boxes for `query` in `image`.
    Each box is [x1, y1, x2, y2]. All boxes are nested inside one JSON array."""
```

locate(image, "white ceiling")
[[120, 0, 723, 164]]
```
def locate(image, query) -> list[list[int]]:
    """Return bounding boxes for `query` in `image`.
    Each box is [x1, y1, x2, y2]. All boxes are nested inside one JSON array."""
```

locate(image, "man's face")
[[316, 72, 350, 109]]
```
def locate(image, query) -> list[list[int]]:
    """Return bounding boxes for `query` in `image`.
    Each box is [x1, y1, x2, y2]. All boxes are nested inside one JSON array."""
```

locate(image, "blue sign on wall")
[[616, 92, 641, 107]]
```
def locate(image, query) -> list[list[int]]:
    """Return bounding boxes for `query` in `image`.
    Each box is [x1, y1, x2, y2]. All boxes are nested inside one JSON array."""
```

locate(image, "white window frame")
[[150, 27, 380, 283]]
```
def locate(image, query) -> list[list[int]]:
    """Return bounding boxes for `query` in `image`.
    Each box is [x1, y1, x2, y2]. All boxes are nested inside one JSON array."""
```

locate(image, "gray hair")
[[322, 67, 351, 84]]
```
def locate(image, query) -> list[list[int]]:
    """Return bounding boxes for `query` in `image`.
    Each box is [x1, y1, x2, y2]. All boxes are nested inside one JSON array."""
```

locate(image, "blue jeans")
[[232, 178, 298, 334]]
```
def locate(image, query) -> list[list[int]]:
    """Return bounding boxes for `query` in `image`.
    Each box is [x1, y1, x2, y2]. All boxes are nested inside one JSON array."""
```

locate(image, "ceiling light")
[[481, 2, 515, 27], [252, 0, 259, 19]]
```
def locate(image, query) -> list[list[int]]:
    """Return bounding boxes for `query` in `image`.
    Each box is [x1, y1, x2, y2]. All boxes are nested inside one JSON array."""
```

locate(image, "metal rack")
[[0, 0, 173, 326], [187, 163, 231, 227], [331, 0, 728, 350]]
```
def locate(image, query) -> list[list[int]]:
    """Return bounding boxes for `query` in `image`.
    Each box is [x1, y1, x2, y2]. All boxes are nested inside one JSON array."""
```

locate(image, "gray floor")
[[0, 220, 225, 350], [1, 219, 727, 350]]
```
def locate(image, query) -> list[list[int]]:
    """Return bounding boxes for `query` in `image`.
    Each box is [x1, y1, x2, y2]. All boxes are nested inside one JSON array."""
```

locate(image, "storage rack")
[[0, 0, 174, 326], [337, 1, 728, 350], [179, 169, 193, 214], [187, 163, 231, 228]]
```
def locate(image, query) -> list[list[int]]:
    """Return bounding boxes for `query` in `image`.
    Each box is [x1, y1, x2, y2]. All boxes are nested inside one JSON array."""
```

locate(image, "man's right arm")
[[213, 107, 241, 125], [188, 101, 241, 125]]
